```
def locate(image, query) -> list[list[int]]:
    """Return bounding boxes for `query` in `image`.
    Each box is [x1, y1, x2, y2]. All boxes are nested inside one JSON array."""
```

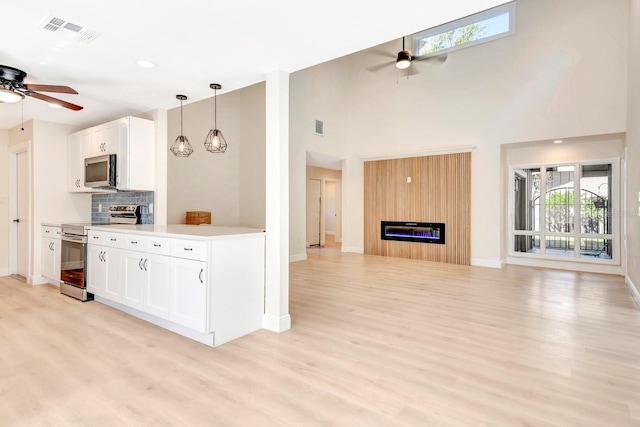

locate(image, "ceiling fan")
[[0, 65, 83, 111], [367, 37, 448, 75]]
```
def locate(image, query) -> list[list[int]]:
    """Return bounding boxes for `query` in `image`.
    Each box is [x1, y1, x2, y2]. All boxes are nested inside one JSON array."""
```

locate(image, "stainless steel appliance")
[[84, 154, 117, 188], [60, 204, 142, 301], [60, 223, 92, 301]]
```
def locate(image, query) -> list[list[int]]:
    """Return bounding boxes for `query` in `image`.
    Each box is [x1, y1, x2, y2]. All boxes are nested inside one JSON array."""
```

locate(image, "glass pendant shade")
[[204, 129, 227, 153], [0, 87, 24, 103], [204, 83, 228, 153], [170, 94, 193, 157]]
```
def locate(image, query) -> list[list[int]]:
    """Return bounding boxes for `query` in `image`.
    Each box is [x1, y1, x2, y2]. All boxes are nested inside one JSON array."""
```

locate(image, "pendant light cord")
[[214, 87, 217, 129], [180, 97, 184, 135]]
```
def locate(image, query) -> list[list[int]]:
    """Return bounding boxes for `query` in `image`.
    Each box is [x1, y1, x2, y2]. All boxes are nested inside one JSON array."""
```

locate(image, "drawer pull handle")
[[199, 269, 203, 283], [153, 244, 161, 247], [93, 236, 99, 239], [131, 241, 138, 244], [45, 230, 50, 233], [184, 247, 193, 251], [110, 238, 117, 241]]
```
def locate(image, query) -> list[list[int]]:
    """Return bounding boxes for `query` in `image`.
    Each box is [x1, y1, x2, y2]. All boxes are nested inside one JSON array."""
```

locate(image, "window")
[[510, 161, 617, 263], [413, 2, 516, 58]]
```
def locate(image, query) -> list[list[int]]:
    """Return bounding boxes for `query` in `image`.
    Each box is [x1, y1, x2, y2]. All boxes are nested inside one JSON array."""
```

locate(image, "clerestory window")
[[412, 2, 516, 58]]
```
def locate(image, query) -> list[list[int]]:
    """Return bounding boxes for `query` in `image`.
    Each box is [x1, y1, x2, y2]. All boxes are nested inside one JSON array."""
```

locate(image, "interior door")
[[15, 151, 29, 279], [306, 179, 321, 246]]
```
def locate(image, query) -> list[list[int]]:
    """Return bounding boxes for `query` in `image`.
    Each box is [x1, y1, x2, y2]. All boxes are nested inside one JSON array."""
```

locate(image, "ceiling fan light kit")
[[395, 50, 413, 69], [170, 94, 194, 157], [204, 83, 228, 154], [0, 64, 83, 110], [0, 87, 24, 103]]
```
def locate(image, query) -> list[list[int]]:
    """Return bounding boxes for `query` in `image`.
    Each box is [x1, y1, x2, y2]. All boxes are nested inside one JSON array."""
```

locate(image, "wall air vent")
[[40, 16, 102, 44], [315, 119, 324, 136]]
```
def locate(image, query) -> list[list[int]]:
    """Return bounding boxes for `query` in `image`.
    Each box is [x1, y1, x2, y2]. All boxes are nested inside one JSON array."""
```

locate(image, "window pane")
[[580, 164, 611, 234], [514, 168, 540, 231], [514, 235, 539, 253], [580, 238, 612, 259], [545, 166, 574, 233], [417, 11, 511, 56], [544, 236, 574, 257]]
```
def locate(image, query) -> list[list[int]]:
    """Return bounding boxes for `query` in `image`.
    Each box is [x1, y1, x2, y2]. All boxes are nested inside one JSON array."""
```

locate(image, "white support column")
[[263, 70, 291, 332]]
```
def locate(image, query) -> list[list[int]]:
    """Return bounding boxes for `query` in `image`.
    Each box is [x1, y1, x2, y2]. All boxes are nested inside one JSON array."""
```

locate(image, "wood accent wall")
[[364, 153, 471, 265]]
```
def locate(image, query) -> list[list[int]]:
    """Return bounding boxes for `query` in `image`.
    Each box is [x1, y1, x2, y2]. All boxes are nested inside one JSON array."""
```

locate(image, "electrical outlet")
[[98, 204, 102, 213], [149, 203, 153, 214]]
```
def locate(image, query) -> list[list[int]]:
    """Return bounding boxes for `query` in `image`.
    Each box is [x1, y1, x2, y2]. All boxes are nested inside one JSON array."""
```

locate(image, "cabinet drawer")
[[42, 226, 61, 238], [170, 239, 208, 261], [145, 237, 171, 256], [123, 235, 147, 251], [88, 230, 105, 244], [103, 232, 124, 248]]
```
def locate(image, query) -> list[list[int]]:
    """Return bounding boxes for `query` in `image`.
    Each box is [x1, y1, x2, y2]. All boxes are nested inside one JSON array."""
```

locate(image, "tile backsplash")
[[92, 191, 154, 224]]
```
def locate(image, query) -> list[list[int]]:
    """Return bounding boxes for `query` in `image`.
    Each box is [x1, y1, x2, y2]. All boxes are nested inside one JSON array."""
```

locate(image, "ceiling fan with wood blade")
[[366, 37, 448, 74], [0, 65, 83, 111]]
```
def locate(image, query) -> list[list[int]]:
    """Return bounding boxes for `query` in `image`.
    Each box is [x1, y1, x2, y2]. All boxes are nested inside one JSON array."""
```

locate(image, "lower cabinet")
[[169, 258, 208, 333], [122, 250, 171, 319], [42, 237, 61, 282], [87, 245, 123, 302]]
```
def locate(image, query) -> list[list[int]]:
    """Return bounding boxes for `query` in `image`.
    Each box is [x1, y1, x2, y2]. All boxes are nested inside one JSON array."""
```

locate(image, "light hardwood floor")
[[1, 254, 640, 426]]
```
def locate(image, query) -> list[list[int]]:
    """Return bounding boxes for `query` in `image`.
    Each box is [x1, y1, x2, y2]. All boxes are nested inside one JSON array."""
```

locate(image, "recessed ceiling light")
[[553, 139, 563, 144], [49, 103, 62, 109], [136, 60, 157, 69]]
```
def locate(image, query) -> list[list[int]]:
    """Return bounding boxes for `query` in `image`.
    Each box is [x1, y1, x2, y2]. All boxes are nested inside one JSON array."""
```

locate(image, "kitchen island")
[[86, 224, 266, 347]]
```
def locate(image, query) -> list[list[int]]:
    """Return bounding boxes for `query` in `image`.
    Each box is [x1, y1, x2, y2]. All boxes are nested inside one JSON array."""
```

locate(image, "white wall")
[[167, 83, 265, 228], [289, 0, 629, 265], [627, 0, 640, 291], [0, 129, 9, 275]]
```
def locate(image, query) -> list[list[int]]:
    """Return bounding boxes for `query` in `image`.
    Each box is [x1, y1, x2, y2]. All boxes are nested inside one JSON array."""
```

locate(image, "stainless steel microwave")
[[84, 154, 117, 188]]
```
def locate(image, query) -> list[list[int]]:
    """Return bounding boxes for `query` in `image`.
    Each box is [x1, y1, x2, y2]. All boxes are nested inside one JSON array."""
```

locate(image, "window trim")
[[508, 158, 620, 266], [412, 1, 517, 59]]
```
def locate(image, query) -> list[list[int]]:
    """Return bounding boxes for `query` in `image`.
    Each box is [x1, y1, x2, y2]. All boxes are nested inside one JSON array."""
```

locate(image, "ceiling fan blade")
[[366, 62, 392, 73], [24, 84, 79, 94], [27, 92, 83, 111], [414, 53, 448, 64]]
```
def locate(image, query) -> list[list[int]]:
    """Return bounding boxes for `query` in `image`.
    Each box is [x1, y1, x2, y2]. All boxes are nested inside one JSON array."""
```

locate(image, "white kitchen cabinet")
[[169, 258, 208, 333], [41, 226, 61, 282], [83, 121, 119, 158], [68, 130, 92, 192], [122, 250, 146, 310], [122, 249, 172, 319], [114, 116, 155, 191], [87, 236, 123, 302]]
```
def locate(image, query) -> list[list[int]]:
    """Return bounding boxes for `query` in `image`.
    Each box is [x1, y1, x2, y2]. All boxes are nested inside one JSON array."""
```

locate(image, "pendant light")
[[204, 83, 227, 153], [396, 37, 413, 70], [170, 94, 194, 157]]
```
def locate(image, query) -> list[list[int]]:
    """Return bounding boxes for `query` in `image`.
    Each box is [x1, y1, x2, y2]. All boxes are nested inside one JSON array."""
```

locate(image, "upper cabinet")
[[68, 116, 155, 193], [83, 121, 119, 158]]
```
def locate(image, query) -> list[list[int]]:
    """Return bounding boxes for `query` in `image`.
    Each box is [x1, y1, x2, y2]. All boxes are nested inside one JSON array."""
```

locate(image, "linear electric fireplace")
[[381, 221, 445, 244]]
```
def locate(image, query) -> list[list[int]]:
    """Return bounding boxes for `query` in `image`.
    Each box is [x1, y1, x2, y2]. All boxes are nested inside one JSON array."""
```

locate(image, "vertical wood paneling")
[[364, 153, 471, 265]]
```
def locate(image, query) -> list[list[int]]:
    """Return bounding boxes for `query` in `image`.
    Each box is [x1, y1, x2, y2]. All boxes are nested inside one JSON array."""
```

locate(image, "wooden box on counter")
[[186, 211, 211, 225]]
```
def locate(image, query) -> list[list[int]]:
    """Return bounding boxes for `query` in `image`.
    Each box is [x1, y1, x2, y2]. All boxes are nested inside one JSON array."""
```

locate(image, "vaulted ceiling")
[[0, 0, 505, 130]]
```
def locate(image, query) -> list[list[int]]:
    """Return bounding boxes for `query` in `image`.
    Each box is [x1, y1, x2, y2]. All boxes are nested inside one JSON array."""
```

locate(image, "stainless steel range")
[[59, 204, 142, 301]]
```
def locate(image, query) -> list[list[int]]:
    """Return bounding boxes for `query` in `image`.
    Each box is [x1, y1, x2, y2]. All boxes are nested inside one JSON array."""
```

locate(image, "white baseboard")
[[626, 276, 640, 309], [30, 275, 49, 285], [325, 231, 335, 235], [471, 258, 504, 269], [0, 268, 8, 277], [290, 253, 307, 262], [263, 314, 291, 332], [341, 246, 364, 254]]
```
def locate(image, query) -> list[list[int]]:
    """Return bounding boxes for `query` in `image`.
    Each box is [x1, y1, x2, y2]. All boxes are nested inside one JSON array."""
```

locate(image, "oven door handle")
[[61, 234, 87, 243]]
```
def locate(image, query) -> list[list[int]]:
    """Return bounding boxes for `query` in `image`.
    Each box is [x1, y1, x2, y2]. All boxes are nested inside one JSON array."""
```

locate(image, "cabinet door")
[[170, 258, 207, 332], [122, 250, 146, 310], [87, 245, 106, 295], [103, 249, 123, 302], [143, 254, 171, 319], [41, 237, 58, 280], [68, 130, 91, 192]]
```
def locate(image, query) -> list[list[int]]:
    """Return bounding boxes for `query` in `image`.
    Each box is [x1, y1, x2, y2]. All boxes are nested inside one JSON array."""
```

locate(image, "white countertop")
[[87, 224, 265, 239], [41, 222, 63, 227]]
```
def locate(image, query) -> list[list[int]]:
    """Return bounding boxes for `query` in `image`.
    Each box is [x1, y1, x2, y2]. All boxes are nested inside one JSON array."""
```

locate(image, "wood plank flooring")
[[1, 253, 639, 426]]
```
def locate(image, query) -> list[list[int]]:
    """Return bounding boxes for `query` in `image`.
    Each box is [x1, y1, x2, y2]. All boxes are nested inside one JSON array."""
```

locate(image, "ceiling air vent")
[[41, 16, 102, 44], [315, 119, 324, 136]]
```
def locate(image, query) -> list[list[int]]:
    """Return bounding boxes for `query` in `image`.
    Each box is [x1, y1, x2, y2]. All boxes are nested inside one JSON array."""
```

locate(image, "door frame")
[[321, 178, 342, 245], [9, 141, 32, 282]]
